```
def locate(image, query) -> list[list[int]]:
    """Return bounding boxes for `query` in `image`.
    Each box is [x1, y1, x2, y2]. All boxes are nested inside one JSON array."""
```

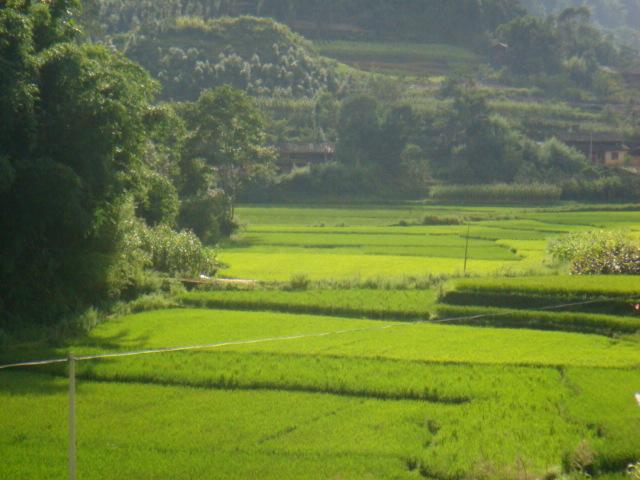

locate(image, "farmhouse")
[[563, 135, 639, 167]]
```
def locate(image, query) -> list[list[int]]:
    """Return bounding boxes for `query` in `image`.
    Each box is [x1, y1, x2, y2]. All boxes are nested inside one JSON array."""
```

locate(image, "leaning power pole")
[[463, 224, 471, 275]]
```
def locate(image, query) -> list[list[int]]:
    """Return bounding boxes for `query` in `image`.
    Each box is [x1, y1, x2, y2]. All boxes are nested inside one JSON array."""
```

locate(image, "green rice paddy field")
[[1, 204, 640, 479], [220, 204, 640, 281]]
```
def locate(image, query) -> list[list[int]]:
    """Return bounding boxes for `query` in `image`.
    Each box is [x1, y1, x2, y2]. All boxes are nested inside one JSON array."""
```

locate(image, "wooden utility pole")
[[68, 355, 77, 480]]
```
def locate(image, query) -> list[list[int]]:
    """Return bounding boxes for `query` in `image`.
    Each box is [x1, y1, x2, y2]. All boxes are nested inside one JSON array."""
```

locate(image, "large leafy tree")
[[336, 94, 380, 168], [0, 0, 157, 325], [177, 86, 275, 243], [428, 80, 528, 183], [497, 15, 562, 75]]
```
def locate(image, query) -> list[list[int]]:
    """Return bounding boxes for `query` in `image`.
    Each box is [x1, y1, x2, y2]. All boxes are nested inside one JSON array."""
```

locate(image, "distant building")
[[620, 69, 640, 89], [276, 142, 335, 169], [562, 135, 636, 166]]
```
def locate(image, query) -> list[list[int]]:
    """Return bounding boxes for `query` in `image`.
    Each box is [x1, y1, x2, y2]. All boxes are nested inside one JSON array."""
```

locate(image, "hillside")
[[84, 0, 524, 46], [125, 16, 345, 101]]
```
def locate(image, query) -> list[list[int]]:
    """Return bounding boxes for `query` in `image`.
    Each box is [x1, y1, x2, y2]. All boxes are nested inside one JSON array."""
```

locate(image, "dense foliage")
[[0, 0, 157, 325], [0, 1, 271, 328], [495, 7, 630, 97], [175, 86, 275, 240], [549, 230, 640, 275], [126, 16, 346, 101], [522, 0, 640, 27], [82, 0, 525, 46], [429, 184, 562, 204]]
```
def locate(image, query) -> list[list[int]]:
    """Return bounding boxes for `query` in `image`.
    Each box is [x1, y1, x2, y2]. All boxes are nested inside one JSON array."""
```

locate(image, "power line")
[[0, 325, 394, 370]]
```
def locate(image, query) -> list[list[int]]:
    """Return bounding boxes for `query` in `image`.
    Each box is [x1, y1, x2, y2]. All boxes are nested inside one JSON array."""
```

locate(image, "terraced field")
[[2, 204, 639, 479], [316, 41, 480, 77], [219, 205, 640, 281]]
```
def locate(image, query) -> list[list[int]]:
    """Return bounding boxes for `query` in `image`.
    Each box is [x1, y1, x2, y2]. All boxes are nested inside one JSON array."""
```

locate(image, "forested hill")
[[83, 0, 524, 46]]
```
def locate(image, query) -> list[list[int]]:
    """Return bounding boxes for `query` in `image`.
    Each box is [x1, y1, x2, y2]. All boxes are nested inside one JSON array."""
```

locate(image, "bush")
[[422, 215, 464, 225], [141, 224, 218, 277], [549, 230, 640, 275], [288, 274, 311, 291], [429, 183, 562, 204], [121, 293, 180, 315]]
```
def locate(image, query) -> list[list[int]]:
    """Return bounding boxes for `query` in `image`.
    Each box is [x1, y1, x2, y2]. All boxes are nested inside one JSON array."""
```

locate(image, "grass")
[[442, 275, 640, 316], [218, 251, 543, 281]]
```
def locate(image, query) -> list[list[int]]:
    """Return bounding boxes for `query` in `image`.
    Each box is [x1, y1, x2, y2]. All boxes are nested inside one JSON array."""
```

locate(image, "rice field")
[[2, 308, 639, 479], [179, 288, 438, 320], [2, 204, 640, 479], [219, 205, 640, 281]]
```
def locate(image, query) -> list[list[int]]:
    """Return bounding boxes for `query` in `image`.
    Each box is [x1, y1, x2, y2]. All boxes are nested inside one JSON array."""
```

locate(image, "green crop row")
[[440, 290, 635, 316], [179, 289, 437, 320], [435, 304, 640, 336], [449, 275, 640, 298]]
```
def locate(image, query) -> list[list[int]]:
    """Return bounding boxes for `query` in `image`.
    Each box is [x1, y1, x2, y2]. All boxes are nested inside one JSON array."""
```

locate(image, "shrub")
[[429, 183, 562, 204], [141, 224, 218, 277], [123, 293, 180, 314], [563, 440, 596, 477], [549, 230, 640, 275], [288, 273, 311, 291], [422, 215, 464, 225]]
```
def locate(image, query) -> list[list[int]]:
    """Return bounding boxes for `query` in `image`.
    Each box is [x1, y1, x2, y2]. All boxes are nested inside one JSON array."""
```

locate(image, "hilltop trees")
[[496, 8, 624, 94]]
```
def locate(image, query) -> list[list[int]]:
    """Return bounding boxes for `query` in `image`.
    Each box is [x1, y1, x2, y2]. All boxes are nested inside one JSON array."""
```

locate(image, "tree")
[[0, 1, 159, 325], [336, 94, 380, 167], [177, 86, 275, 242], [497, 15, 562, 75], [431, 80, 527, 183], [375, 105, 414, 170]]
